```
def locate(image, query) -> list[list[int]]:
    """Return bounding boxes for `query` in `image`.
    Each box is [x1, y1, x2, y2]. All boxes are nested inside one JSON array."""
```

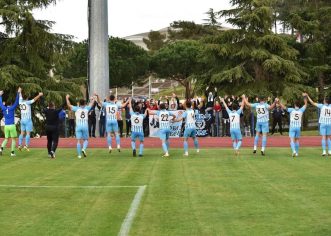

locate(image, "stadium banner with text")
[[195, 111, 212, 137], [149, 110, 184, 138]]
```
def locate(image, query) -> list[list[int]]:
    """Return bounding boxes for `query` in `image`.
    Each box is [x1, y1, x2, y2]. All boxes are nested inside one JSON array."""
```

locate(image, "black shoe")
[[253, 150, 257, 154], [138, 154, 143, 157], [50, 151, 55, 159], [0, 148, 2, 156], [82, 149, 87, 157], [133, 149, 136, 157], [261, 151, 265, 156]]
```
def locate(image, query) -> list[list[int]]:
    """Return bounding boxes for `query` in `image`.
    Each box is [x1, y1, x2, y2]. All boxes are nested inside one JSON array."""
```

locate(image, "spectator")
[[88, 100, 99, 138], [68, 109, 75, 137], [117, 103, 124, 137], [123, 98, 131, 137], [271, 103, 285, 135], [99, 102, 106, 137], [168, 93, 179, 111], [214, 100, 222, 136]]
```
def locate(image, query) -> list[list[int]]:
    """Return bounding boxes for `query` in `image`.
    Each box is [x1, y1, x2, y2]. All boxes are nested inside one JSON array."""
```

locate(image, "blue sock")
[[116, 134, 120, 146], [83, 140, 88, 150], [322, 139, 326, 152], [19, 134, 23, 146], [26, 135, 30, 146], [290, 140, 296, 153], [77, 142, 82, 156], [295, 142, 299, 153], [262, 136, 267, 149], [184, 140, 188, 152], [254, 135, 259, 146], [327, 139, 331, 151], [232, 141, 237, 149], [166, 140, 170, 150], [107, 135, 112, 147], [162, 142, 168, 153], [131, 141, 136, 150], [236, 140, 242, 150], [139, 143, 144, 155], [194, 138, 199, 149]]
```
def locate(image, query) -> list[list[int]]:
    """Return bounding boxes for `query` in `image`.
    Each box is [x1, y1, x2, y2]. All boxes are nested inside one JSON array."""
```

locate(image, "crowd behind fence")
[[0, 94, 320, 138]]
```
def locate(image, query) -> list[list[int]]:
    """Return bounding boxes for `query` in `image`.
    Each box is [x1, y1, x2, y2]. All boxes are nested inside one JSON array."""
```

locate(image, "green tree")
[[143, 30, 166, 52], [202, 0, 307, 98], [168, 21, 218, 41], [151, 40, 205, 99], [109, 37, 150, 87]]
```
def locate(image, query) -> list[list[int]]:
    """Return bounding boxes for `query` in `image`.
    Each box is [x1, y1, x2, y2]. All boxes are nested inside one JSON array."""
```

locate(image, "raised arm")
[[88, 97, 95, 108], [128, 98, 134, 113], [121, 99, 129, 108], [66, 94, 73, 110], [268, 98, 278, 110], [302, 97, 308, 109], [11, 88, 21, 109], [220, 97, 229, 110], [239, 95, 245, 110], [243, 96, 252, 107], [0, 91, 5, 110], [303, 93, 318, 107], [278, 100, 286, 110], [33, 92, 43, 102]]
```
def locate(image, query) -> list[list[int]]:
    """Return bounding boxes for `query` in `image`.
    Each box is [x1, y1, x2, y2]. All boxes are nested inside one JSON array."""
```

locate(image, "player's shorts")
[[289, 127, 301, 138], [230, 128, 242, 140], [76, 126, 89, 140], [256, 122, 269, 133], [4, 125, 17, 138], [20, 119, 33, 132], [319, 124, 331, 136], [106, 121, 119, 133], [159, 129, 170, 141], [131, 132, 144, 142], [184, 128, 196, 138]]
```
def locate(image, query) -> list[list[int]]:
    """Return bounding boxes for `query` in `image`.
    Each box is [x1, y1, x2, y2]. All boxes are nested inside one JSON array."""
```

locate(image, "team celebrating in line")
[[0, 88, 329, 158]]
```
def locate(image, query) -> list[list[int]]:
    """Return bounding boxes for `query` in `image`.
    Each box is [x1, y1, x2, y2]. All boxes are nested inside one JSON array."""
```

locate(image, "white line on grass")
[[118, 185, 147, 236], [0, 184, 147, 236], [0, 185, 142, 189]]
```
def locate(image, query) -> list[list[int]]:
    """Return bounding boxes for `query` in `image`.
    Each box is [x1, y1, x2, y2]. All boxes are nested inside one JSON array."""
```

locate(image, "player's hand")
[[214, 87, 217, 92], [66, 94, 70, 99], [18, 87, 22, 93], [275, 98, 279, 103], [206, 86, 209, 91], [0, 91, 3, 96], [39, 92, 43, 96], [220, 98, 224, 103], [302, 92, 308, 97], [172, 93, 176, 97]]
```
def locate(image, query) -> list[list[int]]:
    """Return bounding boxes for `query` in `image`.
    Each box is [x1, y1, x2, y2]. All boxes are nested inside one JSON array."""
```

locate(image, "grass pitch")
[[0, 148, 330, 236]]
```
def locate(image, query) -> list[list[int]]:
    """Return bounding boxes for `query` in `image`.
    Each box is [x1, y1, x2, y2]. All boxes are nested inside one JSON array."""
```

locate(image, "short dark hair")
[[48, 102, 55, 108], [186, 101, 192, 108], [325, 96, 330, 104], [134, 105, 141, 112], [232, 103, 239, 110], [294, 100, 301, 107], [259, 96, 265, 101], [110, 95, 115, 101], [79, 99, 86, 106], [159, 103, 166, 110]]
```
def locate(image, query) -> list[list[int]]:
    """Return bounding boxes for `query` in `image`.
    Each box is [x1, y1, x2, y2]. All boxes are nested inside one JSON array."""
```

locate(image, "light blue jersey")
[[226, 108, 242, 130], [182, 109, 197, 129], [72, 106, 91, 128], [317, 104, 331, 125], [103, 101, 121, 122], [251, 103, 270, 123], [287, 107, 306, 128], [19, 96, 34, 122], [130, 111, 146, 133], [156, 110, 175, 130]]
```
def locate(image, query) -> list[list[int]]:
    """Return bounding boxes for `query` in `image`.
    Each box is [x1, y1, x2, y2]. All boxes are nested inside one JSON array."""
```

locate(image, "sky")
[[33, 0, 232, 42]]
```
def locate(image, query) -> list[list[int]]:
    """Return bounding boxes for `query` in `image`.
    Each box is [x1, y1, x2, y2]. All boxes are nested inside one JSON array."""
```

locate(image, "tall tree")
[[168, 21, 218, 41], [143, 30, 166, 52], [202, 0, 307, 98], [151, 40, 205, 99]]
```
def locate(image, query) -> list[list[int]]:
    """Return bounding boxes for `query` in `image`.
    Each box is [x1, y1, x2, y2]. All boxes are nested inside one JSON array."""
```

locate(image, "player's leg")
[[51, 129, 59, 158], [0, 126, 9, 155], [112, 122, 121, 151], [192, 129, 199, 153], [261, 123, 269, 155], [183, 128, 189, 156], [160, 130, 169, 157], [236, 129, 243, 152], [81, 128, 89, 157], [320, 124, 327, 156], [24, 120, 32, 150], [9, 125, 17, 157], [76, 128, 83, 158], [165, 131, 170, 151], [230, 129, 237, 150], [326, 126, 331, 155], [138, 133, 144, 157], [253, 123, 261, 153], [18, 122, 25, 150], [46, 127, 52, 157], [131, 132, 137, 157], [106, 122, 113, 152], [289, 128, 296, 156]]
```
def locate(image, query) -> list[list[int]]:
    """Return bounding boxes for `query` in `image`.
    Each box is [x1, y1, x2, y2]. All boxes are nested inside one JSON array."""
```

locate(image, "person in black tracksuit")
[[42, 99, 64, 158], [271, 103, 285, 135]]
